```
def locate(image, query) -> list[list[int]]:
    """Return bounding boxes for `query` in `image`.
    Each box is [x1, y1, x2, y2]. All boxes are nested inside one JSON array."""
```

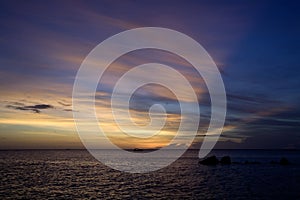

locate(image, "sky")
[[0, 0, 299, 149]]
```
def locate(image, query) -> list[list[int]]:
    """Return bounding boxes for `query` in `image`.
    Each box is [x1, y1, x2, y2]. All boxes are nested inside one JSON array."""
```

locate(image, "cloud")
[[57, 101, 71, 106], [63, 109, 73, 112], [214, 106, 300, 149], [6, 104, 54, 113]]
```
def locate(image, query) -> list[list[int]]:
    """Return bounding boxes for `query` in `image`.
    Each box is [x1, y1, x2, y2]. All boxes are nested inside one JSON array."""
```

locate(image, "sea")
[[0, 149, 300, 199]]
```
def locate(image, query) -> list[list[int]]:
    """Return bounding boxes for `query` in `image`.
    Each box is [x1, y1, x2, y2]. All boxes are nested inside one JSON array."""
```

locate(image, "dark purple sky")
[[0, 0, 299, 149]]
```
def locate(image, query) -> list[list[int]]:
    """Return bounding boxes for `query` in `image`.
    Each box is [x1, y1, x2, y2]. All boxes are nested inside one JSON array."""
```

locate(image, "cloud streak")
[[6, 104, 54, 113]]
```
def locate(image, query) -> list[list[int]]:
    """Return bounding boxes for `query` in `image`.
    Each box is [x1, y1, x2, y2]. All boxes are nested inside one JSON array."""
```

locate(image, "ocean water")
[[0, 149, 300, 199]]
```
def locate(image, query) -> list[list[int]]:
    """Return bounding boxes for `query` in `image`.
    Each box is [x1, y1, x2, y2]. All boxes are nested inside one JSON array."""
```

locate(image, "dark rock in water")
[[133, 148, 144, 152], [199, 156, 219, 165], [279, 157, 290, 165], [220, 156, 231, 164]]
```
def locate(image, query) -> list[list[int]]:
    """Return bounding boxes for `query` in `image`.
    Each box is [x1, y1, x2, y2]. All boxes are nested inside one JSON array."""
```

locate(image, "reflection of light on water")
[[1, 150, 300, 198], [94, 149, 183, 172]]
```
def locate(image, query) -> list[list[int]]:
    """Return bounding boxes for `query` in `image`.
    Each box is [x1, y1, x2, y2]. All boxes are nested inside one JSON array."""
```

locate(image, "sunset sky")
[[0, 1, 299, 149]]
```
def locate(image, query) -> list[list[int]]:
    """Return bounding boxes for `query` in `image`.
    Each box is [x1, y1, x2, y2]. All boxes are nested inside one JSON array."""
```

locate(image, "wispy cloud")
[[6, 103, 53, 113]]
